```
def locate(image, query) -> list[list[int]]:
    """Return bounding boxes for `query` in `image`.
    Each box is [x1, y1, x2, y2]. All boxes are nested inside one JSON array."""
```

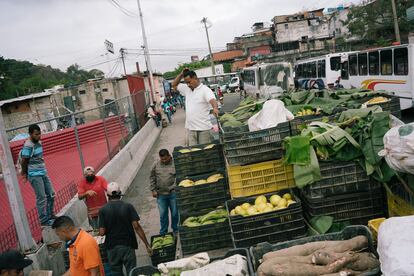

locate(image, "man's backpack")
[[16, 141, 35, 174]]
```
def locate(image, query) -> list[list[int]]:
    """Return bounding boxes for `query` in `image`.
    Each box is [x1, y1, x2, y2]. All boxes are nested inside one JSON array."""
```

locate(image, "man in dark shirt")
[[99, 182, 152, 276]]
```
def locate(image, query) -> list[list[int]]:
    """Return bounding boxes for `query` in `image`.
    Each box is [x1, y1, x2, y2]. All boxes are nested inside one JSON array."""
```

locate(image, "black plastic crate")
[[150, 233, 176, 266], [179, 208, 232, 255], [301, 161, 382, 199], [301, 188, 386, 224], [249, 225, 379, 276], [173, 142, 225, 179], [176, 171, 229, 213], [226, 190, 307, 248], [220, 122, 290, 166], [129, 265, 159, 276]]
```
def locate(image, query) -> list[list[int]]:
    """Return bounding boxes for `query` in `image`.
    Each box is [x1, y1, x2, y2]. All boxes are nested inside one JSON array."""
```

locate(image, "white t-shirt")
[[177, 83, 216, 131]]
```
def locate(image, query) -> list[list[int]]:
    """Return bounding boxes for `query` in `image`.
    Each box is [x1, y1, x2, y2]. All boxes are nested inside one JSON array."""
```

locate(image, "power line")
[[106, 0, 137, 18]]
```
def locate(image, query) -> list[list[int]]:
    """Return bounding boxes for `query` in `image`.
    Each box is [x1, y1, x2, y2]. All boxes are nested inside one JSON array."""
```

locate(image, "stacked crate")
[[386, 181, 414, 217], [299, 161, 386, 225], [150, 233, 176, 266], [173, 142, 232, 255], [220, 123, 306, 248]]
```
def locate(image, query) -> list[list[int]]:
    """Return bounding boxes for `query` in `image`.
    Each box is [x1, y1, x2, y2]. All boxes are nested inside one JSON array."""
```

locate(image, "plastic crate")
[[173, 142, 225, 179], [150, 233, 176, 266], [249, 225, 379, 276], [220, 122, 290, 166], [179, 208, 232, 255], [227, 159, 294, 198], [176, 171, 229, 213], [301, 161, 381, 199], [301, 188, 386, 224], [226, 190, 307, 248], [129, 265, 159, 276], [368, 217, 386, 242], [386, 182, 414, 217]]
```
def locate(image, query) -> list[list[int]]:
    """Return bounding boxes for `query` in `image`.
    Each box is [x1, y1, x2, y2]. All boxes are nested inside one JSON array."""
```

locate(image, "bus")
[[242, 62, 294, 99], [339, 44, 411, 109], [294, 53, 346, 89]]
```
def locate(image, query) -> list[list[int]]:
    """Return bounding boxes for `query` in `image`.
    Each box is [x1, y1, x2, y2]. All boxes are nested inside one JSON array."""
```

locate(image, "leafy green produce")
[[151, 234, 174, 250], [283, 136, 311, 165]]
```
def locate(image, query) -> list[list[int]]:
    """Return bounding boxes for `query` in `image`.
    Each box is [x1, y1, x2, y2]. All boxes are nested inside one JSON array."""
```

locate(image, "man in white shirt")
[[172, 69, 219, 146]]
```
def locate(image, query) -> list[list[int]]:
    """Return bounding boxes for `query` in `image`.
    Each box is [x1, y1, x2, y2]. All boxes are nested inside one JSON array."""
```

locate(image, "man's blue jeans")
[[29, 175, 55, 224], [165, 110, 172, 123], [157, 193, 178, 235]]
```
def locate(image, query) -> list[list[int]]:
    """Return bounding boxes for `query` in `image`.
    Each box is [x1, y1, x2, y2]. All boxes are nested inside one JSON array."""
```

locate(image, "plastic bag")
[[180, 254, 248, 276], [377, 216, 414, 275], [157, 253, 209, 275], [248, 99, 294, 131], [378, 122, 414, 174]]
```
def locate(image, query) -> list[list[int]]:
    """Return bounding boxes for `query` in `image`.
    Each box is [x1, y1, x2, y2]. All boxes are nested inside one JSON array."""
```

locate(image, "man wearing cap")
[[52, 216, 104, 276], [78, 166, 108, 230], [99, 182, 152, 276], [0, 250, 33, 276]]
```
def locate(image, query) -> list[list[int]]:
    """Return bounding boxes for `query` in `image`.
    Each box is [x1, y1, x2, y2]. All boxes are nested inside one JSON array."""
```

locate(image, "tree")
[[345, 0, 414, 44]]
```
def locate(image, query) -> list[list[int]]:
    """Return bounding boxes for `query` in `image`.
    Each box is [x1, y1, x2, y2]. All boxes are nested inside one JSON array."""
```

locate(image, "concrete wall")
[[25, 119, 161, 275]]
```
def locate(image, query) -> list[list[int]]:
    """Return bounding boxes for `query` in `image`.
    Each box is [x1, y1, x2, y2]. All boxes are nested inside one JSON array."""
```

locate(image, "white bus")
[[339, 44, 411, 109], [242, 62, 294, 99], [294, 53, 346, 89]]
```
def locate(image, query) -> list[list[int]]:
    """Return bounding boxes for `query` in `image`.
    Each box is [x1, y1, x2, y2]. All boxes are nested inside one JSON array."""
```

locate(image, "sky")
[[0, 0, 361, 76]]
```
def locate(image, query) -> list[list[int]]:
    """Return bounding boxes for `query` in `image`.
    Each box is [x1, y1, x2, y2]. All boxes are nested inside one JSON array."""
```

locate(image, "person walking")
[[20, 124, 56, 226], [52, 216, 104, 276], [150, 149, 178, 236], [147, 104, 160, 127], [0, 250, 33, 276], [77, 166, 108, 231], [172, 69, 218, 146], [99, 182, 152, 276], [161, 98, 173, 124]]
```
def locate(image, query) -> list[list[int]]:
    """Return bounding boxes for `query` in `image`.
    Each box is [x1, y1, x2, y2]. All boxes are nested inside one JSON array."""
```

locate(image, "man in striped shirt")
[[21, 124, 56, 227]]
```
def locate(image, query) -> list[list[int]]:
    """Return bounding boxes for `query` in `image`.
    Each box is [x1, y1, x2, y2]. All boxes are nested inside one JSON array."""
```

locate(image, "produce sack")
[[157, 253, 209, 275], [377, 216, 414, 275], [180, 254, 248, 276], [248, 100, 294, 131], [378, 123, 414, 174]]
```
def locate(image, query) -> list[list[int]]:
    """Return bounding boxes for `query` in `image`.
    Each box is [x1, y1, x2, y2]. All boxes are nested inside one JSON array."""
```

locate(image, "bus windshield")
[[330, 57, 341, 71]]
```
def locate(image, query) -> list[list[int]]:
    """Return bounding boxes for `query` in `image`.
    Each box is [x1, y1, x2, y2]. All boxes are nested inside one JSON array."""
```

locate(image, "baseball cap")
[[0, 250, 33, 270], [83, 166, 95, 175], [107, 182, 121, 196]]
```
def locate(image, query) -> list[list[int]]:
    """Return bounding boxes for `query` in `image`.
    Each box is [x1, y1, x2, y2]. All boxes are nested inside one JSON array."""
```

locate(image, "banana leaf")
[[284, 136, 311, 165], [307, 122, 360, 150], [294, 147, 321, 188]]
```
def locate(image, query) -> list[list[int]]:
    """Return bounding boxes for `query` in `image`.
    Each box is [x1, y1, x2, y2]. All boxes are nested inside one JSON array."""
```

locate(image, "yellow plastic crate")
[[387, 189, 414, 217], [368, 218, 386, 242], [227, 159, 295, 198]]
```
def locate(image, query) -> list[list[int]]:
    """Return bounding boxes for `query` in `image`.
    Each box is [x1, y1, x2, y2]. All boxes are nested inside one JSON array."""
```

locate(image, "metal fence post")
[[72, 114, 85, 171], [102, 115, 112, 160], [127, 95, 139, 133], [0, 111, 36, 252]]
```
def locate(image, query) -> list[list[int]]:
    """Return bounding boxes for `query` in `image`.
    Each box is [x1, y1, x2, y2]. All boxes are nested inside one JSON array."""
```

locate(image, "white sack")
[[248, 99, 294, 131]]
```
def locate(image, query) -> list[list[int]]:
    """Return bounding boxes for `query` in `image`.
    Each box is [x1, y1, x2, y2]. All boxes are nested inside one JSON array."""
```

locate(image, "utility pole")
[[201, 17, 216, 76], [391, 0, 401, 43], [137, 0, 156, 103], [120, 48, 127, 76], [0, 111, 36, 252]]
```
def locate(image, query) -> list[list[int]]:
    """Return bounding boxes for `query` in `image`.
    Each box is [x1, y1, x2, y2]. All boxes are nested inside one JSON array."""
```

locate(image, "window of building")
[[102, 88, 108, 92], [369, 51, 379, 75], [394, 47, 408, 75], [358, 53, 368, 76], [380, 49, 393, 75], [341, 61, 349, 80], [317, 60, 326, 78], [284, 24, 289, 30], [349, 54, 358, 76], [78, 90, 86, 95]]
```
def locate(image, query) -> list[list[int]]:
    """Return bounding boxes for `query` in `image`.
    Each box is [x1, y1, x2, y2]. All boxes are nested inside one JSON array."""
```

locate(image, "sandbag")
[[180, 254, 248, 276], [157, 253, 209, 275], [377, 216, 414, 275], [248, 99, 294, 131]]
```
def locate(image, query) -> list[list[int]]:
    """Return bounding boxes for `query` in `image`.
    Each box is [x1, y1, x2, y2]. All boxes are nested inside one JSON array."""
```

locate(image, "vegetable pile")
[[257, 235, 380, 276], [219, 97, 264, 129], [229, 193, 295, 217], [182, 208, 228, 227], [178, 173, 224, 187], [178, 144, 215, 153], [151, 234, 174, 250]]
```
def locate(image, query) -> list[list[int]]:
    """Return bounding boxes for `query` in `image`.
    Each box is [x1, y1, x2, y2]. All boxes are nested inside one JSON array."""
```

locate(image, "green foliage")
[[345, 0, 414, 43], [0, 56, 104, 100], [163, 60, 211, 79]]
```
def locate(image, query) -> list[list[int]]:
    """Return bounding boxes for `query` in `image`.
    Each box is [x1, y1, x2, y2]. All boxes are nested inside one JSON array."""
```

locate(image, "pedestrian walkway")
[[123, 109, 186, 266]]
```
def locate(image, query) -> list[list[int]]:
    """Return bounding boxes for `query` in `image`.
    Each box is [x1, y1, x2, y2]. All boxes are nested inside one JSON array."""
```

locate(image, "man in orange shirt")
[[78, 166, 108, 230], [53, 216, 104, 276]]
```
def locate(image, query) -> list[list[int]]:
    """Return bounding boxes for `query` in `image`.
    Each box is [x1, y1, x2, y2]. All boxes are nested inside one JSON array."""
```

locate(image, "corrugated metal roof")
[[212, 50, 244, 62], [0, 91, 53, 107]]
